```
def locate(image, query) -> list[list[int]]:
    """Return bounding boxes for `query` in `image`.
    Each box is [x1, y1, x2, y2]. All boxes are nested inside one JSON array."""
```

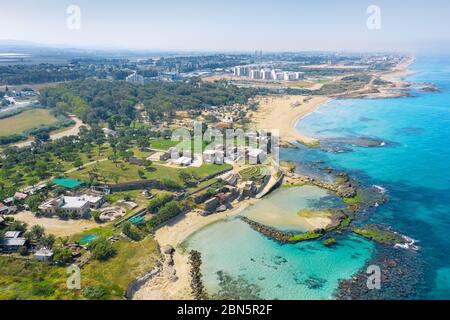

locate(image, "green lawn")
[[68, 160, 231, 185], [0, 109, 58, 137], [150, 139, 180, 150]]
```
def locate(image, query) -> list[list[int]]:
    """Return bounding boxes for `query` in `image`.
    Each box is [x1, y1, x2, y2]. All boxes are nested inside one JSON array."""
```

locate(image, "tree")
[[40, 234, 56, 248], [73, 159, 84, 170], [121, 222, 142, 241], [53, 248, 73, 264], [25, 194, 43, 213], [26, 225, 45, 241], [87, 237, 117, 261], [18, 246, 29, 256]]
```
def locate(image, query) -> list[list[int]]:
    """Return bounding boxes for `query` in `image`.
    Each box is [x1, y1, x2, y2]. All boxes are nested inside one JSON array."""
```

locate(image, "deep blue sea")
[[186, 55, 450, 299]]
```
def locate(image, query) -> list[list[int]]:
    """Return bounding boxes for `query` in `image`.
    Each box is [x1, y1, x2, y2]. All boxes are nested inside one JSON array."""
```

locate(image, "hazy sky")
[[1, 0, 450, 52]]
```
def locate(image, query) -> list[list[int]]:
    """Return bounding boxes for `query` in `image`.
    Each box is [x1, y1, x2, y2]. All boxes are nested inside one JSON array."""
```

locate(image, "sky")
[[1, 0, 450, 52]]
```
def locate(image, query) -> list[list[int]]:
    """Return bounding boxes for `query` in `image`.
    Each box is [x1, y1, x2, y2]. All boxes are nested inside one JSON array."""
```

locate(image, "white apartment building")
[[249, 70, 261, 79], [260, 69, 272, 80], [126, 72, 145, 85]]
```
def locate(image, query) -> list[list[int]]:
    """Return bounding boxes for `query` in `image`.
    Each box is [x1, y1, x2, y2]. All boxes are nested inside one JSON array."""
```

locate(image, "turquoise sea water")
[[185, 186, 374, 300], [290, 55, 450, 299], [186, 55, 450, 299]]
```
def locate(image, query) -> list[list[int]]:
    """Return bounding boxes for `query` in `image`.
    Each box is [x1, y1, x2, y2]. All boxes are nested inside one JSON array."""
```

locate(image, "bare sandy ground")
[[9, 211, 98, 237], [252, 95, 331, 145]]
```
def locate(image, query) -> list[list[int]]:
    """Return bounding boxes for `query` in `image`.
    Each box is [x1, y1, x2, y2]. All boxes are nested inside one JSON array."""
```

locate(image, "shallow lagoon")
[[185, 186, 373, 300]]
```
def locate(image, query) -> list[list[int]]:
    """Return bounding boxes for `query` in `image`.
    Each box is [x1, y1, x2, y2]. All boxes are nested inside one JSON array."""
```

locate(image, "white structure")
[[283, 72, 297, 81], [80, 195, 104, 209], [222, 115, 233, 123], [249, 70, 261, 80], [126, 72, 145, 85], [248, 149, 267, 164], [260, 69, 272, 80], [295, 72, 305, 80], [61, 196, 91, 217], [34, 248, 54, 261], [38, 198, 64, 215], [102, 128, 118, 138], [234, 66, 250, 77], [174, 156, 192, 166]]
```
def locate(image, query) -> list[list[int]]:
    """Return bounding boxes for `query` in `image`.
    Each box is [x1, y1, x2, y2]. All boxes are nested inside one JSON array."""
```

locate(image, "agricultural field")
[[0, 108, 57, 137]]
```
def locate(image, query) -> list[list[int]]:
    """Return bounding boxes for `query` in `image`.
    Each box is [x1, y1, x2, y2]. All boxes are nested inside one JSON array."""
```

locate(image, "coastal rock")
[[163, 245, 175, 255]]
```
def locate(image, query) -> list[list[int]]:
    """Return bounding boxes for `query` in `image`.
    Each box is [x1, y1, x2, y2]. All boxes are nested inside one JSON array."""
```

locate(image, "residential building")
[[284, 72, 297, 81], [13, 192, 28, 201], [126, 72, 145, 85], [38, 198, 64, 215], [61, 196, 91, 217], [203, 149, 217, 164], [260, 69, 272, 80], [248, 148, 267, 164], [1, 231, 27, 252], [174, 156, 192, 166], [102, 128, 118, 138], [0, 203, 9, 215], [80, 194, 104, 209], [34, 248, 54, 261], [249, 69, 261, 80]]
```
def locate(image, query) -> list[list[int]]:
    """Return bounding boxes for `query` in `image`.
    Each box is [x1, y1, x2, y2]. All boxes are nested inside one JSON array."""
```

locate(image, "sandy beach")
[[133, 201, 254, 300], [252, 95, 331, 145], [133, 56, 416, 300]]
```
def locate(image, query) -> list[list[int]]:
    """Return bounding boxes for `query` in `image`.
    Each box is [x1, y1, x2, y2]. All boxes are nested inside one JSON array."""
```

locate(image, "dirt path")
[[13, 115, 85, 148]]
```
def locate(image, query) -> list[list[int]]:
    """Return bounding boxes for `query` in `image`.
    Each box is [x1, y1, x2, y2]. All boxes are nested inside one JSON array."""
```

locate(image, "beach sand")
[[252, 95, 331, 145], [134, 56, 416, 300], [133, 201, 254, 300]]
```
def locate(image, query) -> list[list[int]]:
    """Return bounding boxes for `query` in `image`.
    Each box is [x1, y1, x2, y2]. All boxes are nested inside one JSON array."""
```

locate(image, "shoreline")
[[134, 56, 417, 300], [252, 95, 331, 145], [133, 199, 255, 300], [251, 56, 415, 146]]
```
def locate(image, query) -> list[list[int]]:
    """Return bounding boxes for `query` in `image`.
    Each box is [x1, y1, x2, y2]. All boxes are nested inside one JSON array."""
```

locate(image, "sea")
[[184, 55, 450, 300]]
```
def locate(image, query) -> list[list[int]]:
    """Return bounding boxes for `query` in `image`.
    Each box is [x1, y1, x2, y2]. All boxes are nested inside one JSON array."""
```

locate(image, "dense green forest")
[[39, 78, 263, 127]]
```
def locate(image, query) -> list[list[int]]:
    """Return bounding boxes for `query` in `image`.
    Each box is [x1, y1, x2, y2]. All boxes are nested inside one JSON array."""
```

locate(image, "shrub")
[[18, 246, 29, 256], [82, 286, 107, 300], [147, 201, 182, 230], [147, 194, 173, 213], [87, 237, 117, 261], [122, 221, 142, 241]]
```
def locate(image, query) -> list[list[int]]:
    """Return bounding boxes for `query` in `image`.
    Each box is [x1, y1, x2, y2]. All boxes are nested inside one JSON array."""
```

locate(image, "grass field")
[[0, 236, 160, 300], [68, 160, 231, 185], [0, 109, 58, 137]]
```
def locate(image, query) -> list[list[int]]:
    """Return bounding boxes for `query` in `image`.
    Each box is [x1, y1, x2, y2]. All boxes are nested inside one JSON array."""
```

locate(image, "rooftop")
[[4, 231, 21, 238], [62, 196, 89, 209], [52, 178, 84, 189], [1, 238, 26, 247]]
